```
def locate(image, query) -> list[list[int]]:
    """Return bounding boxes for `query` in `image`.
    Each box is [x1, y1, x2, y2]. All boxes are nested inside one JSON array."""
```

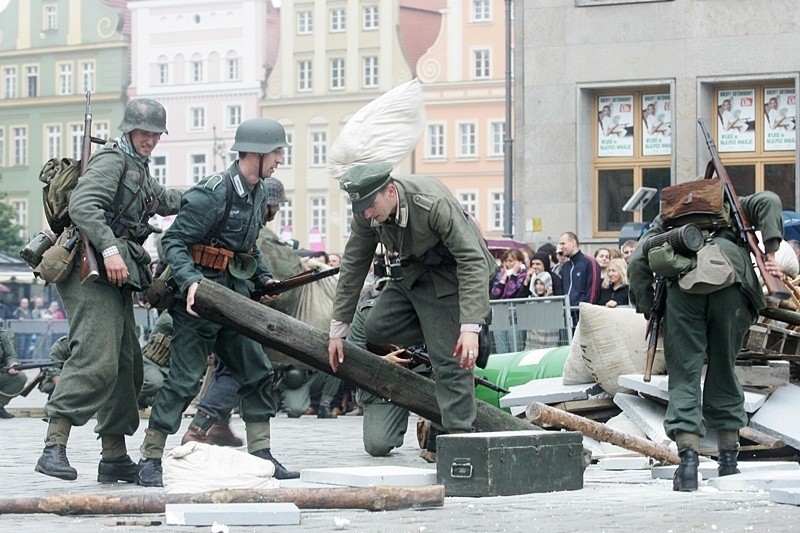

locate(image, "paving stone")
[[770, 488, 800, 506], [749, 384, 800, 450], [707, 470, 800, 491], [499, 377, 604, 408], [617, 374, 768, 413], [165, 502, 300, 526], [612, 393, 671, 446], [300, 465, 437, 487], [652, 461, 799, 480]]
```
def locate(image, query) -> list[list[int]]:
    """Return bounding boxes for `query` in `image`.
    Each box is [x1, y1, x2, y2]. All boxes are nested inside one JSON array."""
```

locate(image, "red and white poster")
[[598, 95, 634, 157], [717, 89, 755, 152], [764, 87, 797, 152]]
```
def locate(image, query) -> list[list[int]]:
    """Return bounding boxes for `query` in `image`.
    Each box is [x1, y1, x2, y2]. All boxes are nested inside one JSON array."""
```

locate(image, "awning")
[[0, 270, 37, 284]]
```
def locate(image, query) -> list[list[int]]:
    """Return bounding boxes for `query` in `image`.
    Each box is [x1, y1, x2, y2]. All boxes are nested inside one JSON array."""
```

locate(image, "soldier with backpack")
[[36, 98, 182, 483]]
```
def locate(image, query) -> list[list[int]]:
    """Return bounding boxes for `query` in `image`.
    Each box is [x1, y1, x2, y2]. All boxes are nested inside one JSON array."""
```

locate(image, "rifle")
[[697, 119, 789, 300], [18, 371, 47, 398], [644, 276, 666, 382], [250, 267, 339, 300], [78, 91, 100, 284], [368, 342, 509, 394], [0, 361, 60, 373]]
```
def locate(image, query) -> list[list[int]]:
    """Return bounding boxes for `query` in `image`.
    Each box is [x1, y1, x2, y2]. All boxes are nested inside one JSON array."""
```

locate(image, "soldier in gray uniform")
[[0, 329, 27, 418], [38, 336, 69, 399], [138, 311, 173, 408], [328, 162, 495, 439], [137, 118, 299, 487], [36, 98, 182, 482]]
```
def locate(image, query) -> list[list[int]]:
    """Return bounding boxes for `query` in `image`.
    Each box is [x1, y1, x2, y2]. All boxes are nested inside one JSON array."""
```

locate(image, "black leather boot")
[[317, 405, 338, 419], [136, 458, 164, 487], [98, 454, 138, 483], [718, 445, 740, 477], [35, 444, 78, 481], [673, 446, 699, 492], [251, 448, 300, 479]]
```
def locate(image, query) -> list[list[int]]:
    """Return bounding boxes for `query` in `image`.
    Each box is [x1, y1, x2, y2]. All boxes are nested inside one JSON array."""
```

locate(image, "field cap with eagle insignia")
[[340, 162, 393, 213]]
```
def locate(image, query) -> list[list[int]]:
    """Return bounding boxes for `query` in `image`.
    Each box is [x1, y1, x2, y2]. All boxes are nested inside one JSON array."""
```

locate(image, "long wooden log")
[[0, 486, 444, 515], [526, 401, 681, 464], [740, 426, 786, 449], [194, 280, 534, 433], [760, 306, 800, 327]]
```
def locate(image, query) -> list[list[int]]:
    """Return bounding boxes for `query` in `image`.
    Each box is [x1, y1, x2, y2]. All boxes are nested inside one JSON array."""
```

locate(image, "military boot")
[[180, 411, 216, 445], [673, 447, 700, 492], [136, 458, 163, 487], [251, 448, 300, 480], [35, 444, 77, 481], [206, 423, 244, 447], [98, 455, 138, 483], [717, 430, 740, 477]]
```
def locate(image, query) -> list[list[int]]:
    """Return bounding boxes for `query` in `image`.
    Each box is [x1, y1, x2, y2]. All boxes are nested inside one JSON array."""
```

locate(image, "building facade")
[[0, 0, 129, 240], [516, 0, 800, 251]]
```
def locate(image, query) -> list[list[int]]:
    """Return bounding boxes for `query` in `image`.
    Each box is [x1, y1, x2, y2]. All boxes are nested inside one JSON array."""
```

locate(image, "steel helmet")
[[118, 98, 169, 134], [231, 118, 289, 154], [263, 177, 288, 206]]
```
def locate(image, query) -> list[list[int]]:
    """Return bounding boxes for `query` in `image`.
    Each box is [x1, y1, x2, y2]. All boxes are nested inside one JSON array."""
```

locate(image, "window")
[[191, 60, 203, 83], [343, 195, 353, 236], [310, 196, 327, 238], [472, 0, 491, 21], [191, 154, 206, 184], [0, 128, 4, 167], [158, 62, 169, 85], [330, 58, 345, 90], [3, 67, 17, 99], [363, 56, 378, 88], [44, 4, 57, 30], [25, 66, 38, 98], [225, 57, 239, 81], [330, 8, 345, 32], [94, 122, 109, 142], [58, 63, 72, 95], [459, 191, 477, 216], [489, 191, 504, 232], [473, 49, 490, 80], [13, 127, 27, 166], [152, 156, 167, 186], [81, 61, 94, 93], [458, 123, 477, 157], [70, 124, 82, 159], [298, 60, 312, 91], [279, 198, 293, 232], [46, 125, 61, 159], [363, 6, 378, 29], [283, 132, 293, 167], [426, 124, 445, 158], [190, 107, 205, 130], [311, 131, 327, 166], [12, 200, 27, 237], [225, 105, 242, 128], [593, 91, 672, 234], [489, 121, 505, 157], [298, 11, 313, 34]]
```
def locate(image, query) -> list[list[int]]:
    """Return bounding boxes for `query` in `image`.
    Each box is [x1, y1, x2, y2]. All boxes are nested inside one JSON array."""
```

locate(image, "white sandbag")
[[163, 442, 279, 494], [328, 78, 426, 180], [562, 319, 595, 385]]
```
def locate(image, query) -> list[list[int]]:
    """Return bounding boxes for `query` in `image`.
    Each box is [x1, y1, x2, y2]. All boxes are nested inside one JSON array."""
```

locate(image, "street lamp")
[[212, 126, 227, 172], [503, 0, 514, 238]]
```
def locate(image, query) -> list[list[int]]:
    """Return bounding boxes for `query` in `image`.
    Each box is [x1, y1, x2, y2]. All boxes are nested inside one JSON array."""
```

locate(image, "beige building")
[[516, 0, 800, 252]]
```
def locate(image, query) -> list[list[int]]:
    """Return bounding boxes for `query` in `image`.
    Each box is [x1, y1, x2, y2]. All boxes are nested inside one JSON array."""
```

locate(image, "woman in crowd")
[[594, 247, 612, 285], [532, 271, 553, 297], [598, 258, 629, 308], [490, 249, 528, 300]]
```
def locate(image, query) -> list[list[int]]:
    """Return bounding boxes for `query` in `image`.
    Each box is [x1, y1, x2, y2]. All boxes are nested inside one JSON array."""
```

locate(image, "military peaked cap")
[[340, 162, 393, 213]]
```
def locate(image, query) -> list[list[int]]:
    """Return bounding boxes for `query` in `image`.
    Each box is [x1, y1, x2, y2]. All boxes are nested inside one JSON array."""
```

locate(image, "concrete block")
[[597, 456, 654, 470], [300, 466, 437, 487], [165, 503, 300, 526], [707, 469, 800, 491], [749, 384, 800, 450], [652, 460, 799, 480], [612, 393, 670, 446], [617, 374, 767, 413], [770, 488, 800, 506], [499, 377, 604, 408]]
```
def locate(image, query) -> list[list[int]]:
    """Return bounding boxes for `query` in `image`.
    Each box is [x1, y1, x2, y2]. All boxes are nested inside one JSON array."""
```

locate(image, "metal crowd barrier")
[[488, 295, 573, 354]]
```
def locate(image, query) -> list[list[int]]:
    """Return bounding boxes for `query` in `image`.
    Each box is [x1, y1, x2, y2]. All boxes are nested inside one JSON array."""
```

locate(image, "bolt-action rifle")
[[698, 119, 789, 300], [250, 267, 339, 300], [78, 91, 101, 284], [644, 275, 666, 383], [1, 361, 63, 398]]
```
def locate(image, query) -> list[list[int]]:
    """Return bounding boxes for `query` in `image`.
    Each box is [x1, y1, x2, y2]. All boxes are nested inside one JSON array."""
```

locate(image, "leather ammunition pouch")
[[142, 331, 171, 366], [191, 243, 234, 271], [660, 178, 730, 230]]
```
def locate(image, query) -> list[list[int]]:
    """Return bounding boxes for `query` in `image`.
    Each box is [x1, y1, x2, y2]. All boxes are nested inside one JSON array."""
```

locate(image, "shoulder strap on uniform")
[[208, 170, 234, 245]]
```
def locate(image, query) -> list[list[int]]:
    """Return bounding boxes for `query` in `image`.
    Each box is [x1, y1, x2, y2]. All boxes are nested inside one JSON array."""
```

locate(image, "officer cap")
[[340, 162, 393, 213], [118, 98, 169, 134], [263, 177, 288, 206]]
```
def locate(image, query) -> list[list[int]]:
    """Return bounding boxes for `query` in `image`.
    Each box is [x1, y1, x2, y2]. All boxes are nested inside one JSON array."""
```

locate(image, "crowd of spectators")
[[0, 296, 70, 359]]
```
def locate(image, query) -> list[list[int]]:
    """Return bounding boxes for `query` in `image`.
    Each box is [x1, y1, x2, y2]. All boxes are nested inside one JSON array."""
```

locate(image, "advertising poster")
[[641, 94, 672, 156], [764, 87, 797, 152], [717, 89, 755, 152], [598, 95, 634, 157]]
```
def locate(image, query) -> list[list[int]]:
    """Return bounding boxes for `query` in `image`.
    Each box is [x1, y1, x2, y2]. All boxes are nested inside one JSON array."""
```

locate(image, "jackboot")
[[673, 446, 699, 492], [35, 444, 78, 481], [717, 445, 740, 477], [206, 423, 244, 447], [181, 423, 212, 446], [136, 458, 163, 487], [251, 448, 300, 480], [98, 454, 138, 483]]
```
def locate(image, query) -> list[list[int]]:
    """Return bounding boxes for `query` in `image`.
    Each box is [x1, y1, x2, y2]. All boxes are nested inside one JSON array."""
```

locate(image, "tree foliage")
[[0, 192, 25, 256]]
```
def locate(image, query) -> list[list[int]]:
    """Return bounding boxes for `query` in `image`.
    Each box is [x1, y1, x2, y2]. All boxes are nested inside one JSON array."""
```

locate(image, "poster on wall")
[[641, 94, 672, 156], [598, 95, 634, 157], [764, 87, 797, 152], [717, 89, 755, 152]]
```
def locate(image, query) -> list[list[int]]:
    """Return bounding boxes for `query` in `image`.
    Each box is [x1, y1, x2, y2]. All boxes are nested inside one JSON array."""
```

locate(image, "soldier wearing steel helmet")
[[36, 98, 182, 483], [137, 118, 300, 486]]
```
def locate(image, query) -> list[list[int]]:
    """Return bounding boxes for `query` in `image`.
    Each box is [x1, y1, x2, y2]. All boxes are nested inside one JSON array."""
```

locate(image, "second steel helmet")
[[231, 118, 290, 154], [118, 98, 169, 134]]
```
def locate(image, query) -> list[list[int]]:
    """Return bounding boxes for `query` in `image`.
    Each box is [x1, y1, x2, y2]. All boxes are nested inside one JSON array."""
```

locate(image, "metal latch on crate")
[[450, 458, 473, 479]]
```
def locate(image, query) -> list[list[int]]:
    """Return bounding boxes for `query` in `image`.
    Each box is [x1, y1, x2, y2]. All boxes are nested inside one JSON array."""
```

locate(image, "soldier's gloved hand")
[[257, 279, 282, 306]]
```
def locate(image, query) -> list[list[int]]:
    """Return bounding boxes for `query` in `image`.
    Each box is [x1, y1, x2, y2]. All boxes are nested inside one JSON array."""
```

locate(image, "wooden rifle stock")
[[644, 276, 666, 383], [251, 267, 339, 300], [697, 119, 789, 300], [18, 371, 46, 397], [78, 91, 100, 284]]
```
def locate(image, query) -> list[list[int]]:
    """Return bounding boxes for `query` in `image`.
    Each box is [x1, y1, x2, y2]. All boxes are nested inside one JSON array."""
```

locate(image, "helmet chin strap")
[[258, 154, 265, 180]]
